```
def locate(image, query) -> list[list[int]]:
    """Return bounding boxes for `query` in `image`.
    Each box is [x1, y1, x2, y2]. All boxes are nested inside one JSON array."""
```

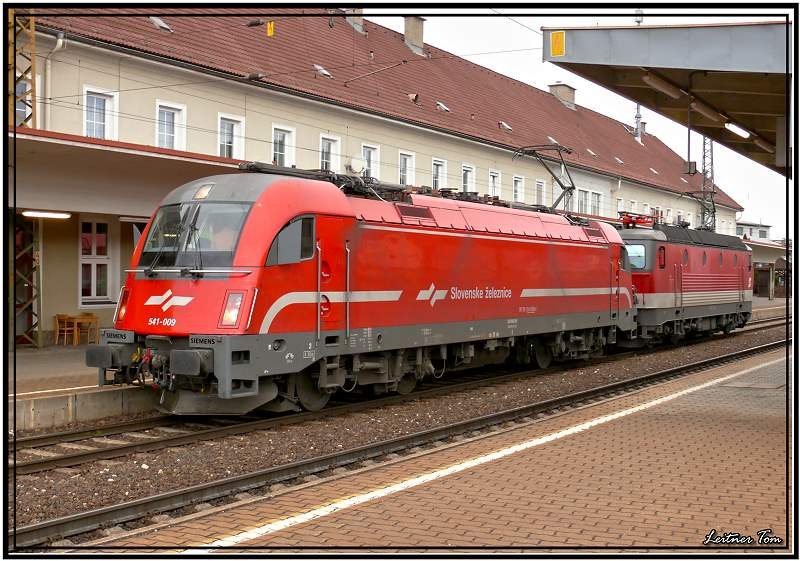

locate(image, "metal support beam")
[[699, 136, 716, 231], [8, 8, 37, 129], [14, 218, 43, 347]]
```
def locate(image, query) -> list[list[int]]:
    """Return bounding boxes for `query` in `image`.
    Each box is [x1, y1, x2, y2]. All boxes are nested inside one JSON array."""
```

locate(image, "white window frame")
[[398, 150, 416, 186], [78, 216, 119, 308], [361, 143, 380, 180], [513, 175, 525, 203], [666, 208, 673, 223], [271, 124, 296, 167], [590, 191, 602, 216], [83, 84, 119, 141], [218, 112, 245, 159], [686, 212, 692, 227], [319, 134, 341, 173], [461, 163, 476, 192], [534, 178, 545, 205], [154, 100, 187, 151], [488, 169, 501, 198], [577, 189, 589, 214], [642, 203, 650, 216], [617, 198, 625, 213], [629, 200, 637, 213], [431, 157, 447, 189]]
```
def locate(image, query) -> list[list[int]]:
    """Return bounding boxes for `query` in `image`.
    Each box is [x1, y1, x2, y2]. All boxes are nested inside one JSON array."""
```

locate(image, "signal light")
[[220, 292, 245, 327]]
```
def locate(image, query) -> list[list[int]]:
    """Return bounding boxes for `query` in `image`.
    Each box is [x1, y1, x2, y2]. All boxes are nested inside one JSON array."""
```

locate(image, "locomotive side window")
[[734, 254, 738, 266], [620, 247, 631, 271], [626, 244, 646, 270], [702, 251, 707, 266], [682, 249, 689, 265], [657, 246, 666, 269], [267, 216, 315, 265]]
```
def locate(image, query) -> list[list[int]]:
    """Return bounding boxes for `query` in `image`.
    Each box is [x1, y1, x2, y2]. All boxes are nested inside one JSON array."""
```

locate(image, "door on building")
[[753, 265, 771, 297]]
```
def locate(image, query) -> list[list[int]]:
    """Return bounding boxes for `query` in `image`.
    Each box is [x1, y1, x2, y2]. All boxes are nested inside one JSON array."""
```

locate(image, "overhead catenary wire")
[[26, 100, 673, 219], [34, 41, 541, 102]]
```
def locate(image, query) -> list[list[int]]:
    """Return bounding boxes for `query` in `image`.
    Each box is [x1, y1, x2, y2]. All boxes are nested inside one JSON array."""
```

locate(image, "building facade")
[[12, 10, 744, 345]]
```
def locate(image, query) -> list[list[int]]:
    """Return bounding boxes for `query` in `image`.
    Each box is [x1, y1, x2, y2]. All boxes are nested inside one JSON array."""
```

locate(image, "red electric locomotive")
[[87, 164, 637, 414], [619, 221, 752, 342]]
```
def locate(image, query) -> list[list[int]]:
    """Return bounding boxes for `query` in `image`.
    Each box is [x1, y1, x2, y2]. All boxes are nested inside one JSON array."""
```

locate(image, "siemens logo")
[[190, 335, 223, 346]]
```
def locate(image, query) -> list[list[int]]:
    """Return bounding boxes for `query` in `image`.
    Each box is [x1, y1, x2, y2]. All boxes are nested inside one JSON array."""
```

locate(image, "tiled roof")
[[34, 7, 743, 210]]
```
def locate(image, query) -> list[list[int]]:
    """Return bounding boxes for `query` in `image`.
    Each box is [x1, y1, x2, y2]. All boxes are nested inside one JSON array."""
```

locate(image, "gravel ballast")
[[10, 327, 788, 527]]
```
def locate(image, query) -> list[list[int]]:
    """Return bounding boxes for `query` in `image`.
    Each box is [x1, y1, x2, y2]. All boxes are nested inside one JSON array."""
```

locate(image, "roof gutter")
[[36, 25, 743, 212]]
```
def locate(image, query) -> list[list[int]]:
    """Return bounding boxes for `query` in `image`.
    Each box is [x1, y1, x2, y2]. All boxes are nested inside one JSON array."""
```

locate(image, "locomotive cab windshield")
[[139, 201, 252, 271]]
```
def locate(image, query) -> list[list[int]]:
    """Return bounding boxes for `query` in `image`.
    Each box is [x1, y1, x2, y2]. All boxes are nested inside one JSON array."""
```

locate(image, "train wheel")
[[533, 339, 552, 369], [295, 370, 331, 411], [396, 374, 417, 395]]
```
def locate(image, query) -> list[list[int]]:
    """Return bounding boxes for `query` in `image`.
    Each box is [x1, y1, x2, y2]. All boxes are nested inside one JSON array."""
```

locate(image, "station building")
[[11, 8, 745, 346]]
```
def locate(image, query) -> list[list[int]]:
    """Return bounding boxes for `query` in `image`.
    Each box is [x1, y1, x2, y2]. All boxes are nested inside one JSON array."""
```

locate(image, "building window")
[[654, 206, 662, 221], [461, 164, 475, 192], [83, 86, 118, 140], [320, 135, 340, 172], [666, 208, 673, 224], [563, 191, 574, 211], [488, 170, 501, 197], [758, 229, 767, 238], [590, 192, 601, 216], [362, 144, 379, 179], [513, 176, 524, 202], [617, 198, 624, 214], [686, 212, 692, 227], [272, 125, 296, 167], [535, 179, 545, 205], [432, 158, 447, 189], [80, 220, 114, 304], [736, 226, 744, 236], [629, 200, 637, 213], [399, 151, 415, 185], [577, 189, 588, 214], [218, 114, 244, 159], [155, 101, 186, 150], [642, 203, 650, 216]]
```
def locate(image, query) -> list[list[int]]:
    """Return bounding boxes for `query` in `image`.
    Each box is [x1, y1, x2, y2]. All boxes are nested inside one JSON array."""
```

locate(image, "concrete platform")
[[86, 349, 789, 553]]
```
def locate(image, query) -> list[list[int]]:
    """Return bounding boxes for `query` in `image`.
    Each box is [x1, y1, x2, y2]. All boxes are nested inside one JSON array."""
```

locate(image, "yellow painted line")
[[182, 355, 784, 553]]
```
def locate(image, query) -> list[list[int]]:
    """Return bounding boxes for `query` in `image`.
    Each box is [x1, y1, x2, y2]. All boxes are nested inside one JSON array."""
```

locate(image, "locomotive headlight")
[[114, 287, 130, 324], [220, 292, 245, 327]]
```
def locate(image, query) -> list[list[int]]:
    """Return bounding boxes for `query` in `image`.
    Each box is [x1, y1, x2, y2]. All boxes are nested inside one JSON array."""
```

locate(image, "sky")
[[367, 8, 791, 239]]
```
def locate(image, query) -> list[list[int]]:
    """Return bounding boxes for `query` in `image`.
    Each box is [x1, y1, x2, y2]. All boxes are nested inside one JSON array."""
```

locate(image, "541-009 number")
[[148, 317, 177, 326]]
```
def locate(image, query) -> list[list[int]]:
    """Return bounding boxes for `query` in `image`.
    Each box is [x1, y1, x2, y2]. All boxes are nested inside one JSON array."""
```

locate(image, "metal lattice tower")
[[698, 136, 716, 231], [8, 9, 42, 347], [8, 8, 37, 128]]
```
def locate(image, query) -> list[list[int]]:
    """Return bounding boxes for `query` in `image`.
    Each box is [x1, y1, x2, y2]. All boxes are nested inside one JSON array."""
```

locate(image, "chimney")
[[344, 8, 364, 34], [548, 82, 576, 110], [404, 16, 425, 56]]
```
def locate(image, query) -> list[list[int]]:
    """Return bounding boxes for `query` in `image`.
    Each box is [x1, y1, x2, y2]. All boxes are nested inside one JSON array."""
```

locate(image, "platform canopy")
[[542, 21, 789, 175]]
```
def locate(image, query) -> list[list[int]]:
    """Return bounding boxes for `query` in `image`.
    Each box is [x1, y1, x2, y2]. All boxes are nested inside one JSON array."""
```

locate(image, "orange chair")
[[54, 314, 76, 346]]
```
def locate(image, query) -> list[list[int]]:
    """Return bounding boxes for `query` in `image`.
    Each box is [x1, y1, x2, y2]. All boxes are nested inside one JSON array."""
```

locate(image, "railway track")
[[9, 337, 788, 549], [9, 317, 788, 475]]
